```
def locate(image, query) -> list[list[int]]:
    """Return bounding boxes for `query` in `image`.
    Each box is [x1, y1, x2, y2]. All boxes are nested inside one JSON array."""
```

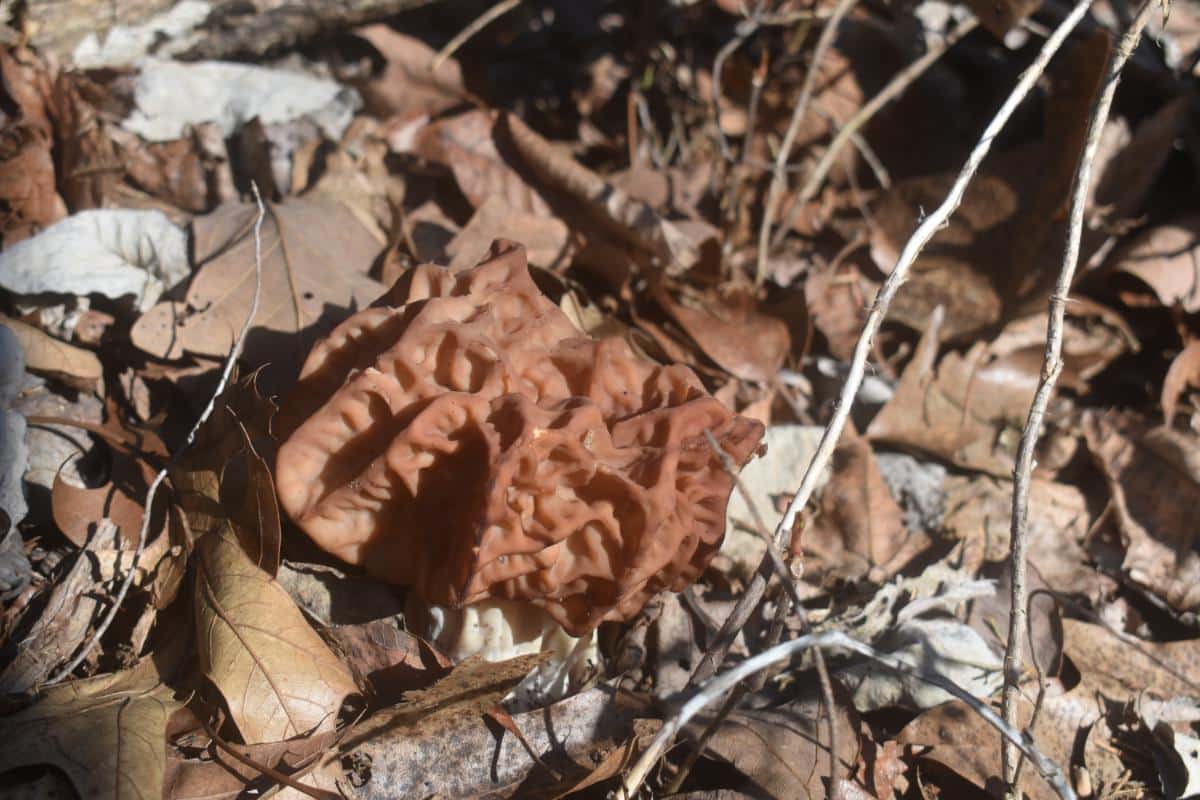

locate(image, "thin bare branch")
[[755, 0, 860, 285], [1001, 0, 1157, 792], [692, 0, 1094, 718], [774, 13, 980, 248], [431, 0, 524, 70], [618, 631, 1077, 799], [46, 183, 267, 685]]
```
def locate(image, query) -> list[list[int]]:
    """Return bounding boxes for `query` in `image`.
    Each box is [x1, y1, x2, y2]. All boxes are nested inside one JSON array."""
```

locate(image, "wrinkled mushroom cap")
[[275, 240, 763, 635]]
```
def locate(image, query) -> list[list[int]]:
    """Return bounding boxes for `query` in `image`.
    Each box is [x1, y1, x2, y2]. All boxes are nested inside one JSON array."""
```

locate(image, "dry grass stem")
[[1001, 0, 1158, 791], [46, 183, 267, 685], [755, 0, 860, 286], [773, 13, 980, 248], [431, 0, 524, 71]]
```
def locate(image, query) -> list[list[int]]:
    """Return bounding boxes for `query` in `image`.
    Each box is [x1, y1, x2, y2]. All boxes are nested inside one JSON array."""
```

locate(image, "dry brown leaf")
[[225, 426, 282, 576], [688, 692, 862, 800], [939, 474, 1101, 601], [0, 314, 100, 389], [447, 196, 570, 272], [171, 375, 277, 551], [1105, 216, 1200, 313], [802, 426, 924, 584], [502, 112, 710, 272], [327, 618, 449, 703], [1083, 412, 1200, 613], [0, 123, 66, 245], [868, 311, 1077, 477], [654, 283, 790, 383], [131, 197, 384, 373], [1062, 618, 1200, 700], [898, 679, 1101, 800], [0, 656, 182, 800], [164, 729, 339, 800], [412, 109, 554, 216], [110, 123, 233, 214], [352, 25, 467, 123], [1163, 339, 1200, 425], [193, 524, 358, 744], [805, 257, 877, 361], [49, 71, 122, 211], [306, 119, 400, 245]]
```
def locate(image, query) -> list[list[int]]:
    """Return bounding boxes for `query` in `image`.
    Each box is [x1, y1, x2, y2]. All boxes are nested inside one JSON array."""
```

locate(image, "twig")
[[699, 431, 844, 799], [773, 13, 980, 249], [198, 715, 339, 800], [431, 0, 523, 70], [46, 184, 267, 685], [1001, 0, 1156, 792], [693, 0, 1094, 708], [617, 631, 1078, 800], [754, 0, 860, 286]]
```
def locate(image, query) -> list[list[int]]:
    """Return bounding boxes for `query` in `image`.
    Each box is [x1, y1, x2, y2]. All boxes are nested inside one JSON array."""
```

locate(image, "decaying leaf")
[[868, 310, 1075, 477], [0, 520, 121, 694], [898, 678, 1101, 800], [351, 25, 467, 123], [802, 425, 924, 585], [163, 728, 340, 800], [686, 692, 862, 800], [121, 58, 358, 143], [412, 109, 554, 216], [193, 524, 358, 744], [328, 618, 450, 702], [1062, 618, 1200, 700], [654, 283, 790, 383], [1083, 412, 1200, 614], [131, 197, 384, 375], [1105, 216, 1200, 313], [0, 656, 182, 800], [447, 195, 570, 272]]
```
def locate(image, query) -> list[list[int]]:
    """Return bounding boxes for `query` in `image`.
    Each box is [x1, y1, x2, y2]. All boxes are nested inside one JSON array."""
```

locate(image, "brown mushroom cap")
[[275, 240, 764, 635]]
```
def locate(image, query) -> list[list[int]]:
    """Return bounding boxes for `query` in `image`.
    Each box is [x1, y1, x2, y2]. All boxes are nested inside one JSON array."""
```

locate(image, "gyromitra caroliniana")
[[275, 240, 763, 700]]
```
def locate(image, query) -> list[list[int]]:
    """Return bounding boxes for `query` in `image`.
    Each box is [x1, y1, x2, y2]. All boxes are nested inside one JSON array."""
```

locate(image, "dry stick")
[[431, 0, 523, 70], [693, 0, 1097, 692], [1000, 0, 1156, 793], [772, 13, 980, 250], [689, 432, 845, 799], [197, 715, 339, 800], [46, 184, 267, 686], [618, 631, 1078, 800], [754, 0, 860, 286]]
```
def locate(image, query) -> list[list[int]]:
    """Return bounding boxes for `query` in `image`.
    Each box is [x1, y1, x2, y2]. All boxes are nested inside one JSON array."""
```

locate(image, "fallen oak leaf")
[[0, 655, 183, 800], [193, 524, 359, 744], [131, 196, 384, 375]]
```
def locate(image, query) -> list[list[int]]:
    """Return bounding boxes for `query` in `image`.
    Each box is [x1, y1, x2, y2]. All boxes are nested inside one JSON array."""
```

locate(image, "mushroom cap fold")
[[275, 240, 764, 635]]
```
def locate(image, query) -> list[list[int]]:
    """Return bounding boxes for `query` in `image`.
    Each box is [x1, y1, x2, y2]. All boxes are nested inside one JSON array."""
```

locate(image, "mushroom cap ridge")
[[275, 240, 764, 636]]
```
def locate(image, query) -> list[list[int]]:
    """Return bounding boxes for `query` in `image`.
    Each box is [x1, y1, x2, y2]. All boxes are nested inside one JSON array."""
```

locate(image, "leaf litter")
[[3, 2, 1200, 799]]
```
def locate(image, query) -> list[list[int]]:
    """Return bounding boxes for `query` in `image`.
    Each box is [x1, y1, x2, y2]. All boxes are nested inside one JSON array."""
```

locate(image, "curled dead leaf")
[[193, 525, 358, 744]]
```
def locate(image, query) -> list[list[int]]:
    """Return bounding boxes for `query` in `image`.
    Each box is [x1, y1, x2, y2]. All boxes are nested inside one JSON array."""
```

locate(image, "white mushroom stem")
[[414, 597, 600, 709]]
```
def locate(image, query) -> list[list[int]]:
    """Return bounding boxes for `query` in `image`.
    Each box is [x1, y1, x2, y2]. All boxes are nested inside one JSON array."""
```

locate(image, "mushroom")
[[275, 240, 763, 703]]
